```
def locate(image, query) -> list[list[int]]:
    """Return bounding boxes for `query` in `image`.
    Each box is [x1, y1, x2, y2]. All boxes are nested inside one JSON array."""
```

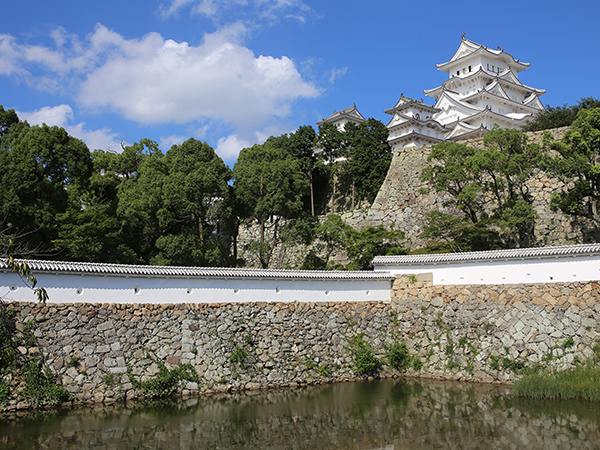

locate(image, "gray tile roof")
[[372, 243, 600, 265], [0, 259, 394, 281]]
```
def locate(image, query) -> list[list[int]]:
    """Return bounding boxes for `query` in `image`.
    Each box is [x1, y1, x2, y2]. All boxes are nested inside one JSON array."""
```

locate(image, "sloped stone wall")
[[358, 126, 590, 249]]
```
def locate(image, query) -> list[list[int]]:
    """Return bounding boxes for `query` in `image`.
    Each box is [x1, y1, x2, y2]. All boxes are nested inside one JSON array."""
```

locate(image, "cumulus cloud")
[[216, 133, 256, 161], [78, 24, 320, 129], [159, 134, 189, 150], [19, 104, 123, 152], [19, 104, 74, 127], [1, 24, 320, 155]]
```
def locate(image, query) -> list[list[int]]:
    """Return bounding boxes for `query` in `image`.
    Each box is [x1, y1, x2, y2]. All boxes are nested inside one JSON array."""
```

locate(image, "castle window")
[[468, 65, 472, 72], [457, 70, 460, 76]]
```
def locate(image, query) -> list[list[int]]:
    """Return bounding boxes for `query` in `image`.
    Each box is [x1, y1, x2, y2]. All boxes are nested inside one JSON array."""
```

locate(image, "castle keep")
[[387, 35, 546, 150], [321, 36, 546, 151]]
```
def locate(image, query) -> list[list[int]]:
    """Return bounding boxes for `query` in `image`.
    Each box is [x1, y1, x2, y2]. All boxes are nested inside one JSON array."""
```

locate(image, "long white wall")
[[0, 272, 393, 304], [375, 256, 600, 285]]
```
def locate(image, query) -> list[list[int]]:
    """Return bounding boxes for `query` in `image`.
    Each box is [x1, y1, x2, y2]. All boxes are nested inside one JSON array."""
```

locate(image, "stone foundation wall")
[[364, 126, 593, 249], [2, 276, 599, 410], [392, 275, 600, 383]]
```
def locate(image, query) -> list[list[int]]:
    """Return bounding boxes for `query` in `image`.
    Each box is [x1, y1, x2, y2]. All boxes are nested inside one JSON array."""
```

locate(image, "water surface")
[[1, 379, 599, 449]]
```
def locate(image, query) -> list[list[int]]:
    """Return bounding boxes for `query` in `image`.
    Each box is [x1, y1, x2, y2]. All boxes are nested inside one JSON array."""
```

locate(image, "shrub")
[[348, 333, 381, 377], [128, 361, 200, 399], [386, 341, 411, 372]]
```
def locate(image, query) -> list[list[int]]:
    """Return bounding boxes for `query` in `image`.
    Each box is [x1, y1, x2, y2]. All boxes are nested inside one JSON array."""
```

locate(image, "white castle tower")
[[385, 35, 546, 150], [317, 104, 366, 131]]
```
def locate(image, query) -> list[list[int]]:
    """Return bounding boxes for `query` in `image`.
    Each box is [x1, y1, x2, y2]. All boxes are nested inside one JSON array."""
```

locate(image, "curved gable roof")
[[384, 95, 439, 116], [317, 104, 366, 126], [437, 36, 530, 73]]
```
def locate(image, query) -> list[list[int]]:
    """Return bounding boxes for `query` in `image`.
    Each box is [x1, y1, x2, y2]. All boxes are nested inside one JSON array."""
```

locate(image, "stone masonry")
[[2, 274, 599, 411]]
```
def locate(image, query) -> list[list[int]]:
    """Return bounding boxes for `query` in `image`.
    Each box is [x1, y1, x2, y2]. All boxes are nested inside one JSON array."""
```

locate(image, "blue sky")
[[1, 0, 598, 166]]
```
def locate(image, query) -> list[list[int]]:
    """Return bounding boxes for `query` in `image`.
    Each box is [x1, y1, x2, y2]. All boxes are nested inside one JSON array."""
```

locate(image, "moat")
[[1, 378, 599, 450]]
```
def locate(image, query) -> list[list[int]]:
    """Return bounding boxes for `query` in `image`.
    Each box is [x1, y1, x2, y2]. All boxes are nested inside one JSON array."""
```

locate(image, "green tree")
[[317, 122, 344, 213], [345, 225, 405, 270], [0, 117, 92, 254], [303, 214, 404, 270], [546, 108, 600, 227], [422, 128, 544, 249], [523, 97, 600, 132], [341, 119, 392, 207], [52, 142, 151, 263], [233, 141, 309, 268], [117, 139, 233, 266], [287, 125, 321, 216], [419, 211, 502, 253], [0, 106, 19, 137]]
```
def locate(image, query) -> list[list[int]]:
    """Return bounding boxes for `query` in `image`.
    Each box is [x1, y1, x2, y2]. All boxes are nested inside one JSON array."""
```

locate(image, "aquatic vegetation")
[[513, 342, 600, 401]]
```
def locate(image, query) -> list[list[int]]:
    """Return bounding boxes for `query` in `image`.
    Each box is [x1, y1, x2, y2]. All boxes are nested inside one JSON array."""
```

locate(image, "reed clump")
[[513, 342, 600, 401]]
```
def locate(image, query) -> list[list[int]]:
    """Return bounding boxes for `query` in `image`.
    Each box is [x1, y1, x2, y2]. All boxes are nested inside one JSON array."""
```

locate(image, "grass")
[[513, 362, 600, 401]]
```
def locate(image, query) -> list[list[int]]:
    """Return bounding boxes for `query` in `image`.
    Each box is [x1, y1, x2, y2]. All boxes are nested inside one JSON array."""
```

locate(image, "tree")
[[546, 108, 600, 226], [233, 141, 309, 268], [419, 211, 502, 253], [422, 128, 544, 249], [317, 122, 344, 213], [341, 119, 392, 207], [0, 118, 92, 254], [345, 225, 405, 270], [0, 106, 19, 137], [52, 147, 141, 263], [301, 214, 404, 270], [287, 125, 320, 216], [523, 97, 600, 132], [116, 139, 233, 266]]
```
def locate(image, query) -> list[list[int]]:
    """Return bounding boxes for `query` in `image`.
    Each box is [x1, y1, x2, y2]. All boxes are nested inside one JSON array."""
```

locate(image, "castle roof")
[[386, 113, 450, 132], [437, 35, 530, 73], [384, 94, 440, 115], [424, 67, 546, 100], [387, 130, 445, 147], [317, 104, 366, 126], [445, 122, 487, 140]]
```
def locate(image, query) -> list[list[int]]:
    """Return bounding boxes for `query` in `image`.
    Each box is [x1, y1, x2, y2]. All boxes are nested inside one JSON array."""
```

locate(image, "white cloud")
[[328, 66, 348, 83], [1, 22, 322, 159], [78, 24, 321, 129], [18, 104, 123, 152], [215, 120, 292, 162], [216, 133, 255, 162], [19, 104, 74, 127], [159, 135, 188, 150]]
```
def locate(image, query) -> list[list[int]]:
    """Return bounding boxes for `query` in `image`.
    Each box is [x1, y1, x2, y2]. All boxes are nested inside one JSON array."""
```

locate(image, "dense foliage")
[[545, 108, 600, 226], [522, 97, 600, 132], [421, 128, 545, 250], [0, 105, 394, 267]]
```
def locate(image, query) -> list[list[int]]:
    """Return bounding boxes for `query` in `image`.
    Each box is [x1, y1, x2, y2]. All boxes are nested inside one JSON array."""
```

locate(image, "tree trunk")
[[309, 170, 315, 216], [330, 175, 336, 214]]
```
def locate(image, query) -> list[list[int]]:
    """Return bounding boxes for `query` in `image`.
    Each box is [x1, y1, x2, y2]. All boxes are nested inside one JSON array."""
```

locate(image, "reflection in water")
[[1, 379, 599, 449]]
